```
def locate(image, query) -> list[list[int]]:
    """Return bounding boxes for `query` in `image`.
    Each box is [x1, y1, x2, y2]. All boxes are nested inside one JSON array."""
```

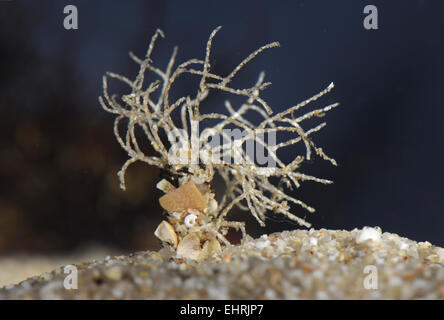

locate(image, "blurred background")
[[1, 0, 443, 285]]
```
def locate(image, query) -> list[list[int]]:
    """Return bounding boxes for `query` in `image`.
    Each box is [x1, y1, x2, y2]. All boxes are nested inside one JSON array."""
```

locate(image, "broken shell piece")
[[200, 238, 222, 260], [154, 220, 178, 249], [156, 179, 176, 193], [159, 181, 207, 213], [176, 233, 201, 261]]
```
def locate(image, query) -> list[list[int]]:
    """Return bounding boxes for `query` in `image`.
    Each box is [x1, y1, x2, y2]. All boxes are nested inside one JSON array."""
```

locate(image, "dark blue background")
[[0, 0, 443, 253]]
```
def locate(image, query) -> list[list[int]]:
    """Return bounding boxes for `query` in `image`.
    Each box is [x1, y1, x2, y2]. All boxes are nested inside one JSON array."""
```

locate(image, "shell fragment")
[[201, 238, 222, 260], [156, 179, 176, 193], [154, 221, 178, 249], [176, 233, 201, 261], [159, 181, 207, 213]]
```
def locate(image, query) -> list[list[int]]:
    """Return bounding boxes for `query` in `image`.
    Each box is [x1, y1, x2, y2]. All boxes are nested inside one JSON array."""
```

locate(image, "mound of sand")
[[1, 227, 443, 299]]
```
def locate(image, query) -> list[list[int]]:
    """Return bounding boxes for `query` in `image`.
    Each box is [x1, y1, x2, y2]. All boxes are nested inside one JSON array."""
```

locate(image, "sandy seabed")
[[1, 227, 443, 299]]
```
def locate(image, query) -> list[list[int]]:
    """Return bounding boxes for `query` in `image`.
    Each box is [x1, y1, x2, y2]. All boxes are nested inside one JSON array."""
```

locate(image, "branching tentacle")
[[99, 27, 338, 255]]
